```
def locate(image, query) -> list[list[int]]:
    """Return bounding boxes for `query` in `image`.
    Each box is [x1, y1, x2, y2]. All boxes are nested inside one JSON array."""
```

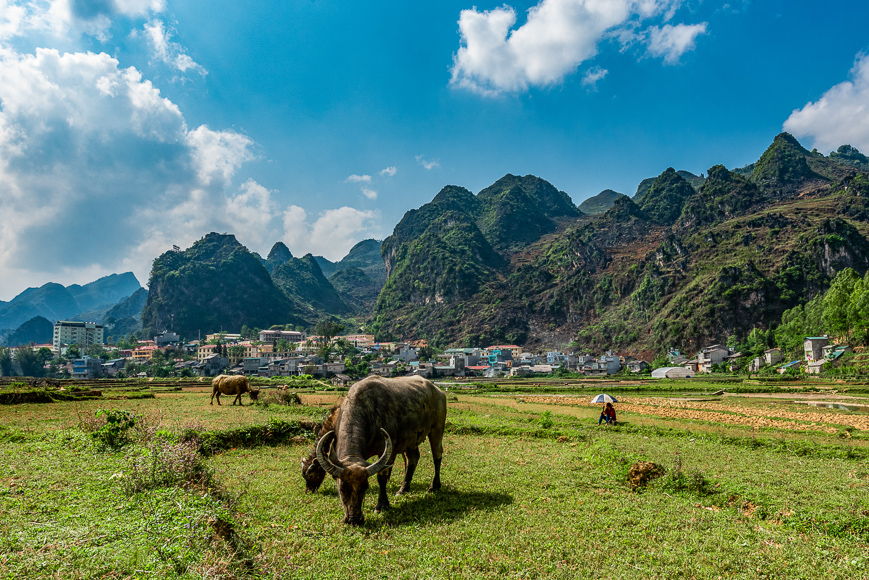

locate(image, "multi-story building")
[[72, 357, 102, 379], [258, 329, 306, 348], [53, 321, 104, 353]]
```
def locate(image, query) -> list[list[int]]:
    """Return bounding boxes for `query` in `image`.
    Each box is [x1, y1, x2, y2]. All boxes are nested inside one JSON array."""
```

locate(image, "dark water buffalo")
[[315, 375, 447, 525], [300, 405, 340, 493], [210, 375, 260, 406]]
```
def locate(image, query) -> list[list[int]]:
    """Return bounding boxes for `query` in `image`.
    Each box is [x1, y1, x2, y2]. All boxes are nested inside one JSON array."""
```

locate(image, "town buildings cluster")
[[5, 320, 856, 380]]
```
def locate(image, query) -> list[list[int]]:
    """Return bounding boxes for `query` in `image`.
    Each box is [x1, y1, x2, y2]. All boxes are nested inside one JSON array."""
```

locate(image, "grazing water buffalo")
[[210, 375, 260, 406], [300, 405, 340, 493], [315, 375, 447, 525], [301, 405, 410, 494]]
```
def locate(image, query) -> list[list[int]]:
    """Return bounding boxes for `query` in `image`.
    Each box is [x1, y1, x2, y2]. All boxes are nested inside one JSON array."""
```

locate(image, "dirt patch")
[[628, 461, 665, 489], [517, 395, 869, 433]]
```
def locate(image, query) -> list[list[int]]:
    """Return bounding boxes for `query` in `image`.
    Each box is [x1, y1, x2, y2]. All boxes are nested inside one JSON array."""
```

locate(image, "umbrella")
[[591, 393, 618, 404]]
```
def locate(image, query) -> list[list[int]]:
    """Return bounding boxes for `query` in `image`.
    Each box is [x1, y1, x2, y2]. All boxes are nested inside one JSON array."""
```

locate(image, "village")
[[6, 319, 855, 382]]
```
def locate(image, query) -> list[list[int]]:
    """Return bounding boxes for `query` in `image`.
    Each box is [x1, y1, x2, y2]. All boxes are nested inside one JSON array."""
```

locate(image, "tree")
[[14, 347, 43, 377], [66, 344, 81, 359], [36, 347, 54, 367], [314, 319, 346, 345], [86, 344, 107, 359], [228, 345, 246, 360], [824, 268, 861, 340], [0, 347, 14, 376]]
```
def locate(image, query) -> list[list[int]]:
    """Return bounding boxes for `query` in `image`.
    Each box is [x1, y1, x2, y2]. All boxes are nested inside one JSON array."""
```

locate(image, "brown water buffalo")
[[210, 375, 260, 406], [315, 375, 447, 525]]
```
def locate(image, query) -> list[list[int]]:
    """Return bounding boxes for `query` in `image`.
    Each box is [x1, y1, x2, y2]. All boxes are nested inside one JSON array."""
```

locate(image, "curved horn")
[[365, 428, 393, 477], [316, 431, 345, 478]]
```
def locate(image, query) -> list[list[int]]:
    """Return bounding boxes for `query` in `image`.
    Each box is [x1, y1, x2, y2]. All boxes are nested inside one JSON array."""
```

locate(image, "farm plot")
[[1, 387, 868, 579]]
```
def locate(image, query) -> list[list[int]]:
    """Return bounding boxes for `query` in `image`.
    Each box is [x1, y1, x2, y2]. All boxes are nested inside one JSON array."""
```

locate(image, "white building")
[[53, 321, 104, 353]]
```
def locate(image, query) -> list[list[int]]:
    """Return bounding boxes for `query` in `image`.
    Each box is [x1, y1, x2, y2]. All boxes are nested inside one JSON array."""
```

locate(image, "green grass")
[[1, 387, 869, 578]]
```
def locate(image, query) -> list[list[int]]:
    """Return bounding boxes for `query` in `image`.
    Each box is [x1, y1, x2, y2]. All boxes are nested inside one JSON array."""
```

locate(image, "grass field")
[[1, 378, 868, 579]]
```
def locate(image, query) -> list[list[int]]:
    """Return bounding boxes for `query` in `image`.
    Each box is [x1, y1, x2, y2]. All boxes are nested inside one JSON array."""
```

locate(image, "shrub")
[[256, 388, 301, 406], [123, 437, 213, 494], [82, 409, 138, 449], [538, 410, 554, 429], [660, 453, 716, 497]]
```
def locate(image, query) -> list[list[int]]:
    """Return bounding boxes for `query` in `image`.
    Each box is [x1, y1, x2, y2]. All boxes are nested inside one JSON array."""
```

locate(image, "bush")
[[538, 411, 554, 429], [660, 453, 716, 497], [123, 437, 213, 494], [81, 409, 138, 449], [256, 388, 301, 406]]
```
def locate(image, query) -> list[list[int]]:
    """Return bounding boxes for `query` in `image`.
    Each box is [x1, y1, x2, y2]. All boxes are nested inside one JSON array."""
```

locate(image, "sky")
[[0, 0, 868, 300]]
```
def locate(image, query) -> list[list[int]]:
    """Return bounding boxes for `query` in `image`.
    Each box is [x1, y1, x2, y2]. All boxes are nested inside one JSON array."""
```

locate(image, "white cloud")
[[783, 53, 869, 153], [415, 154, 439, 170], [581, 66, 608, 88], [282, 206, 382, 261], [379, 165, 397, 177], [143, 19, 206, 76], [345, 173, 371, 183], [361, 187, 377, 200], [646, 22, 707, 63], [450, 0, 703, 94]]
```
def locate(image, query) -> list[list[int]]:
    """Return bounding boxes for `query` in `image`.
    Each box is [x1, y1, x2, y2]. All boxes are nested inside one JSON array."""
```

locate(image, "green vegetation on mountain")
[[637, 168, 696, 225], [328, 267, 380, 313], [314, 239, 386, 287], [263, 242, 293, 273], [578, 189, 626, 215], [829, 144, 869, 170], [4, 316, 53, 347], [142, 233, 306, 339], [371, 134, 869, 356], [750, 132, 823, 188], [271, 254, 351, 317], [476, 174, 581, 252], [634, 170, 704, 202]]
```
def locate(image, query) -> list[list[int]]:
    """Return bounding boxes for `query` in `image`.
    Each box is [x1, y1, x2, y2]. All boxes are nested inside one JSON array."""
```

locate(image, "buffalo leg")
[[210, 390, 215, 405], [374, 466, 393, 512], [397, 448, 420, 495], [428, 430, 444, 492]]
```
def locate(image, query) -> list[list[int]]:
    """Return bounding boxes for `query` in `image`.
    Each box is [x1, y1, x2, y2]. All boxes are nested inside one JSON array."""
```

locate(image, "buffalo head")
[[316, 428, 393, 525], [248, 388, 260, 401]]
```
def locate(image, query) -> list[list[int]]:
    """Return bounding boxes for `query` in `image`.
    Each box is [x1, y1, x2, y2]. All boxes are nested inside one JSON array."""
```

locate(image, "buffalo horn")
[[315, 431, 345, 478], [365, 428, 393, 477]]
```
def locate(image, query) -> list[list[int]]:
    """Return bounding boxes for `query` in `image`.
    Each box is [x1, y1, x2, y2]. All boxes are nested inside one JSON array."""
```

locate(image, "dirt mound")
[[627, 461, 665, 489]]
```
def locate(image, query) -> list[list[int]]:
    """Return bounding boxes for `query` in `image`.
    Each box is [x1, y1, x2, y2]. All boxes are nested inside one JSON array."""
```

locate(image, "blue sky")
[[0, 0, 868, 300]]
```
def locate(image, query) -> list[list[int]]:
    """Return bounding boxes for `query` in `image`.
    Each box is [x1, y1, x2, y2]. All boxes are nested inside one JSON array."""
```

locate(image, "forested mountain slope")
[[372, 134, 869, 355]]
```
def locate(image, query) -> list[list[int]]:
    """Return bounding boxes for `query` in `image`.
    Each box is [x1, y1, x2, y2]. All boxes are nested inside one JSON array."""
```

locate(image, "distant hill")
[[314, 239, 386, 286], [141, 233, 307, 339], [634, 170, 705, 202], [4, 316, 53, 347], [578, 189, 626, 215], [0, 272, 142, 331], [102, 288, 148, 340], [271, 254, 351, 316], [371, 133, 869, 354], [263, 242, 293, 273], [476, 174, 582, 252]]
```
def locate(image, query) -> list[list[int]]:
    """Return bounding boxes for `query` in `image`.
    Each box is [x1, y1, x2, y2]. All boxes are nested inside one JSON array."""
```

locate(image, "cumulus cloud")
[[415, 155, 439, 170], [143, 19, 206, 76], [0, 47, 258, 296], [282, 206, 382, 261], [379, 165, 397, 177], [361, 187, 377, 200], [345, 173, 371, 183], [646, 22, 707, 63], [581, 66, 608, 88], [783, 53, 869, 153], [450, 0, 705, 94]]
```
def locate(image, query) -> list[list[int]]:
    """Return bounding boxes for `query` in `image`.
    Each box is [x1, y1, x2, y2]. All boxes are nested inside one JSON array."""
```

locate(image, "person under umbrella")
[[598, 402, 617, 425], [591, 394, 618, 426]]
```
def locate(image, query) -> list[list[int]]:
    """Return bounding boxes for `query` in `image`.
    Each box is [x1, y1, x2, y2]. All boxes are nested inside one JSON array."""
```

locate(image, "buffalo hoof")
[[344, 517, 364, 526], [395, 487, 409, 496], [427, 485, 441, 493], [374, 503, 391, 513]]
